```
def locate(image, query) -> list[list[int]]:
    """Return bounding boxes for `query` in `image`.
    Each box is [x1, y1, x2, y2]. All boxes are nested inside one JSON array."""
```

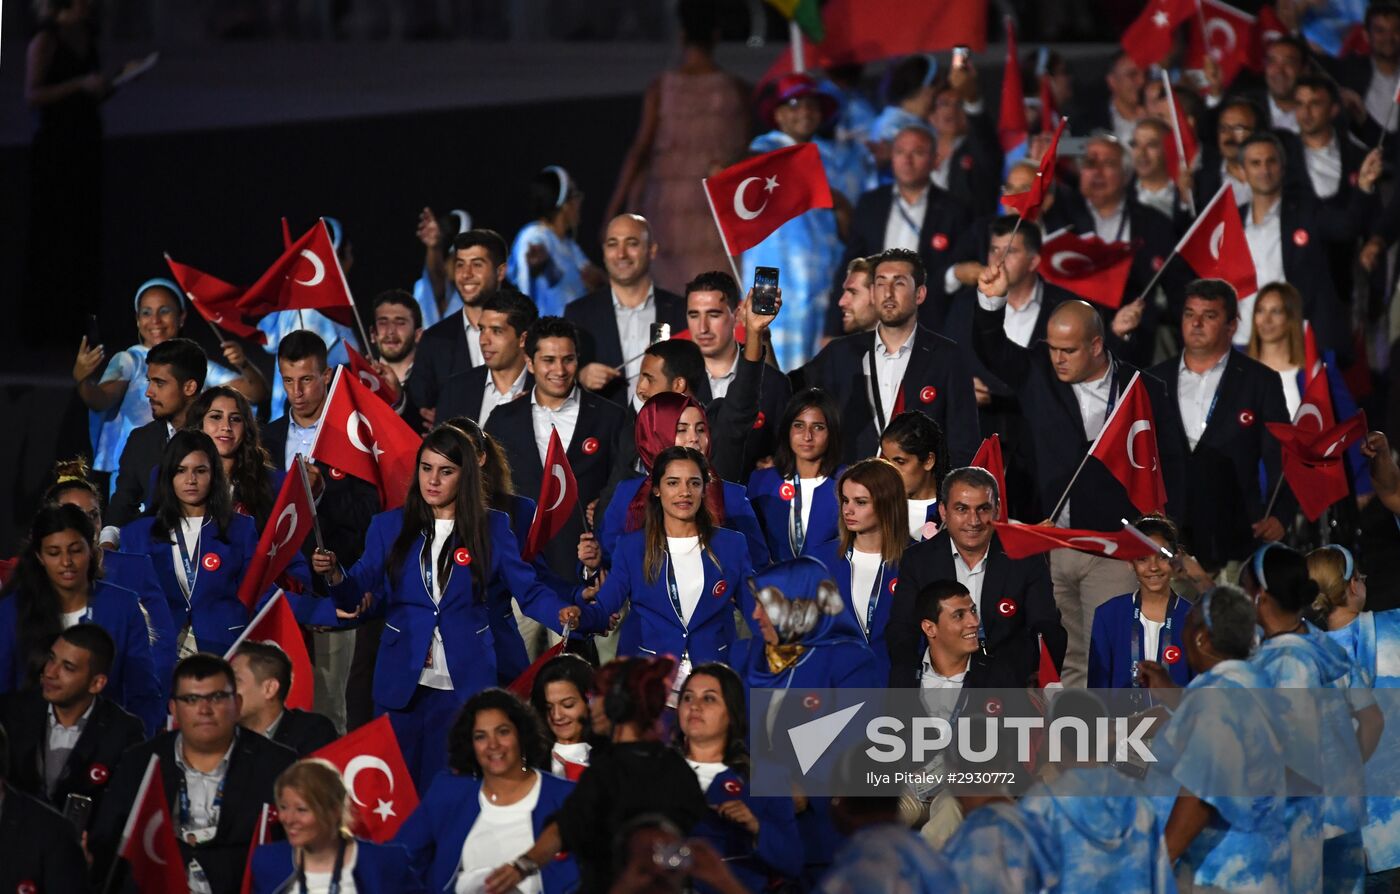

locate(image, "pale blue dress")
[[411, 267, 462, 330], [506, 221, 590, 318], [942, 800, 1060, 893]]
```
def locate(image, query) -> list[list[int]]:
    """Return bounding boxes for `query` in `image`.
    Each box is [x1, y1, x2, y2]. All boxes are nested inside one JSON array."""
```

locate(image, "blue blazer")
[[584, 528, 755, 665], [494, 494, 584, 685], [250, 839, 421, 893], [1087, 591, 1194, 689], [0, 580, 163, 734], [331, 508, 578, 711], [119, 513, 277, 659], [395, 770, 578, 893], [598, 475, 772, 569], [806, 539, 898, 683], [691, 767, 802, 892], [746, 467, 844, 563], [102, 549, 177, 691]]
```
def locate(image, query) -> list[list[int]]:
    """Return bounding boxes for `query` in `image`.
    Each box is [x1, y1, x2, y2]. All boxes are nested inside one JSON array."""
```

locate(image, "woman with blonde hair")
[[250, 758, 416, 893], [1245, 282, 1307, 417]]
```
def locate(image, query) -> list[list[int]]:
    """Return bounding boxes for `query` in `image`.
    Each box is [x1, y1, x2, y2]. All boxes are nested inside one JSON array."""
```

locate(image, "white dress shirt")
[[1136, 181, 1176, 219], [1089, 200, 1130, 243], [1177, 350, 1230, 450], [478, 366, 528, 429], [1303, 135, 1343, 200], [1241, 197, 1285, 345], [1222, 162, 1252, 205], [462, 310, 485, 367], [1268, 94, 1299, 134], [707, 343, 740, 400], [285, 414, 320, 470], [1002, 280, 1044, 347], [1109, 103, 1140, 155], [871, 325, 917, 423], [614, 286, 656, 400], [952, 539, 989, 610], [1057, 363, 1115, 526], [883, 185, 929, 252], [920, 647, 971, 689], [1365, 61, 1400, 134], [530, 387, 582, 465], [931, 137, 965, 191]]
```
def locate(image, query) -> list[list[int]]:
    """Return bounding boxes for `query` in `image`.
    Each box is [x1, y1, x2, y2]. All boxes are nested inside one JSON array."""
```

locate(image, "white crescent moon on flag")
[[1205, 18, 1237, 54], [546, 464, 568, 512], [268, 504, 298, 558], [1069, 536, 1118, 556], [734, 177, 769, 221], [1127, 420, 1155, 470], [358, 370, 380, 392], [1209, 222, 1226, 260], [344, 755, 394, 808], [1296, 403, 1324, 432], [1324, 435, 1349, 458], [1050, 250, 1091, 275], [347, 412, 375, 454], [294, 249, 326, 286], [142, 812, 168, 865]]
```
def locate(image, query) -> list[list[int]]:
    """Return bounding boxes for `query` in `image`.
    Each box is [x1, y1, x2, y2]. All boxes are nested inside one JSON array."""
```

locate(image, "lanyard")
[[894, 197, 922, 239], [177, 767, 225, 842], [846, 549, 885, 638], [419, 529, 456, 601], [174, 522, 201, 603], [788, 478, 807, 556], [298, 838, 348, 894], [865, 345, 898, 433], [1130, 591, 1178, 675], [663, 552, 688, 631]]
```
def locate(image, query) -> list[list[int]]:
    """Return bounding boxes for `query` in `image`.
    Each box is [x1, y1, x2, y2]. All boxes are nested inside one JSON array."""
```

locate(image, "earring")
[[1195, 635, 1204, 648]]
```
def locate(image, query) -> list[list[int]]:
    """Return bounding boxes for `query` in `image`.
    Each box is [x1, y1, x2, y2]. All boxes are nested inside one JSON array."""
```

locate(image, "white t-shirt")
[[171, 517, 205, 598], [688, 759, 728, 795], [300, 843, 359, 894], [419, 519, 457, 691], [667, 537, 704, 626], [457, 774, 544, 894], [908, 498, 937, 540], [551, 741, 591, 778], [1277, 368, 1302, 419], [794, 477, 826, 542], [1141, 616, 1165, 663], [849, 549, 883, 636], [61, 608, 87, 629]]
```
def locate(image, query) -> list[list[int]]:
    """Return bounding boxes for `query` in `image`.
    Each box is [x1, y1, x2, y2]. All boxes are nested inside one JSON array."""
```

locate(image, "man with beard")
[[566, 214, 685, 407], [1324, 2, 1400, 150], [369, 289, 423, 423], [407, 228, 513, 430]]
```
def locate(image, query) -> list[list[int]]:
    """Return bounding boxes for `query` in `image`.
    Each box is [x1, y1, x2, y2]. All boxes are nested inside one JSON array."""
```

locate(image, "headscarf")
[[624, 392, 725, 532]]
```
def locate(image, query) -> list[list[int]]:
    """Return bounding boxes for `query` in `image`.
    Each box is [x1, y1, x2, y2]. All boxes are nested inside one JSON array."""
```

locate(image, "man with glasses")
[[91, 653, 296, 894]]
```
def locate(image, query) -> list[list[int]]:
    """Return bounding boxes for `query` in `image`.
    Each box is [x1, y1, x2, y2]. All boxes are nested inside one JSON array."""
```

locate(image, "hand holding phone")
[[751, 267, 780, 316]]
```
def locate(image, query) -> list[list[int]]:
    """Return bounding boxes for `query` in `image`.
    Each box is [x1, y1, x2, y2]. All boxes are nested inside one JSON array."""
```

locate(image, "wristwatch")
[[511, 855, 540, 877]]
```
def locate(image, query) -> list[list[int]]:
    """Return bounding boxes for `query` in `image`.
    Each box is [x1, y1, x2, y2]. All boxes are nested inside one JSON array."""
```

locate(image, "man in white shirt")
[[435, 289, 537, 427], [1262, 36, 1306, 133], [916, 580, 981, 691]]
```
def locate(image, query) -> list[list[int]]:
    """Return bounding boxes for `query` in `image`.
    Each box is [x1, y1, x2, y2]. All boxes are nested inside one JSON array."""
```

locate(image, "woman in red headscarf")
[[586, 391, 770, 572]]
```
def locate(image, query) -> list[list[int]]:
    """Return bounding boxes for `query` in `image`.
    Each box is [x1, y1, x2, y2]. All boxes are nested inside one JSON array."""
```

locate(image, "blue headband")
[[450, 209, 471, 235], [133, 277, 184, 313], [543, 166, 571, 208], [921, 53, 940, 88], [1247, 542, 1287, 593], [1325, 544, 1356, 581]]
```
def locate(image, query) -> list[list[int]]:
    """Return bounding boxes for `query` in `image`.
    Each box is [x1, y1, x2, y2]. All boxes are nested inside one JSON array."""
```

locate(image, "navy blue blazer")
[[495, 493, 583, 685], [746, 467, 844, 563], [597, 475, 771, 569], [395, 770, 579, 893], [119, 513, 278, 660], [0, 580, 163, 734], [691, 766, 802, 892], [102, 548, 177, 690], [250, 839, 421, 893], [807, 539, 899, 683], [331, 508, 579, 711], [1087, 590, 1194, 689], [583, 528, 756, 665]]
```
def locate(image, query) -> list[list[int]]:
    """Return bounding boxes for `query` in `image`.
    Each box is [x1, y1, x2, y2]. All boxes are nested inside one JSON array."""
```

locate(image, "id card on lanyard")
[[174, 522, 201, 605], [846, 548, 885, 639], [419, 532, 455, 670], [663, 553, 693, 701], [788, 478, 807, 557], [1129, 592, 1178, 700]]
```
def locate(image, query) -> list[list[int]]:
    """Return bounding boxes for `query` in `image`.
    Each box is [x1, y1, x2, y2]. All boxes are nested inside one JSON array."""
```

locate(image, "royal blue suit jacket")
[[584, 528, 756, 665], [807, 539, 899, 683], [0, 580, 163, 734], [395, 770, 579, 893], [1087, 591, 1194, 689], [250, 839, 421, 894], [101, 549, 177, 690], [494, 494, 581, 684], [597, 475, 771, 569], [691, 767, 802, 892], [331, 508, 579, 711], [746, 467, 843, 563]]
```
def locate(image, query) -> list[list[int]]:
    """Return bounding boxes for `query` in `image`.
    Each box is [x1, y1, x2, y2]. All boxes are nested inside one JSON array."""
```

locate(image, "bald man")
[[974, 263, 1186, 686], [565, 214, 687, 406]]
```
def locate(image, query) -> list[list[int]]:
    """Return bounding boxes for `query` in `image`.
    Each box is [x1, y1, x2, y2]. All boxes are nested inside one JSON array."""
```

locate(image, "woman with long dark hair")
[[579, 446, 754, 669], [395, 688, 579, 893], [528, 654, 604, 780], [747, 388, 845, 562], [186, 385, 278, 527], [879, 410, 946, 541], [674, 662, 801, 891], [0, 504, 161, 731], [119, 430, 271, 662], [808, 458, 909, 683], [312, 426, 586, 788]]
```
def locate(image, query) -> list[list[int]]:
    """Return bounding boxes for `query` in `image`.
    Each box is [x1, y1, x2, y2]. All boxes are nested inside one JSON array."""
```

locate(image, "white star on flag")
[[1152, 10, 1169, 26], [373, 799, 396, 821], [764, 176, 779, 192]]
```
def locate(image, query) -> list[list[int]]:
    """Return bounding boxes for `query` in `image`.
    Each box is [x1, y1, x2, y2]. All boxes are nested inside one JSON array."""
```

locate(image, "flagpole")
[[700, 177, 746, 288], [1048, 371, 1143, 522], [790, 19, 806, 74], [1262, 473, 1287, 521], [104, 754, 159, 894], [1162, 71, 1197, 216], [321, 217, 377, 358], [296, 454, 327, 551]]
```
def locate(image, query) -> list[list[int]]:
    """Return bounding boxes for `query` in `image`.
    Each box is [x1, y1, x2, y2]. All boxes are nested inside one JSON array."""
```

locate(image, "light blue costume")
[[817, 823, 961, 894], [410, 209, 470, 329], [941, 800, 1060, 894], [740, 131, 855, 371], [507, 222, 590, 318], [821, 80, 877, 146], [90, 278, 238, 480], [1156, 657, 1292, 893], [871, 106, 929, 144], [1021, 766, 1175, 893], [1301, 0, 1367, 56]]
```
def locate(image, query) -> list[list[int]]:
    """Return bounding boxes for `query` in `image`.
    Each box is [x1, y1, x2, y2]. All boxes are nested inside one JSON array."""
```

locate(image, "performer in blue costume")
[[507, 166, 600, 317]]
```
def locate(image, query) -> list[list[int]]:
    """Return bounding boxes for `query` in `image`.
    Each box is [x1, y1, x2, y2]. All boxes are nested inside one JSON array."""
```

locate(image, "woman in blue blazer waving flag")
[[580, 446, 756, 677], [747, 388, 845, 562], [312, 426, 586, 788]]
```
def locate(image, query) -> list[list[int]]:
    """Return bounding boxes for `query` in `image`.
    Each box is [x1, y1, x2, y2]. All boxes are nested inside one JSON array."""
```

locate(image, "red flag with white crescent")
[[344, 342, 396, 405], [117, 755, 189, 894], [993, 521, 1160, 561], [236, 219, 357, 326], [309, 716, 419, 842], [234, 456, 316, 611], [1121, 0, 1195, 68], [308, 368, 421, 510], [224, 590, 315, 710], [1001, 117, 1066, 222], [1184, 0, 1259, 87], [165, 254, 267, 344], [1174, 183, 1258, 300], [1088, 372, 1169, 515], [702, 143, 834, 256], [971, 434, 1009, 522], [1265, 396, 1363, 521], [523, 427, 579, 562], [1037, 228, 1136, 309], [1161, 73, 1200, 182]]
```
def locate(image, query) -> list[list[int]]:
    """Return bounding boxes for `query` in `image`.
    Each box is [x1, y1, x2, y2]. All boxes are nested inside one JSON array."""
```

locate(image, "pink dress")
[[637, 69, 749, 293]]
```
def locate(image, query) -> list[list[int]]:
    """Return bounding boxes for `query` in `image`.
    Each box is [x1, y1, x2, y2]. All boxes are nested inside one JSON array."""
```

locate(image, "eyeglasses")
[[172, 690, 235, 706], [1217, 124, 1253, 136]]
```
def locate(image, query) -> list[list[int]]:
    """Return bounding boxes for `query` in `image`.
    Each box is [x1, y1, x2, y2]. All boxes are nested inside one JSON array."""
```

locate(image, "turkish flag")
[[1174, 183, 1258, 300], [1303, 321, 1322, 386], [994, 522, 1160, 561], [116, 755, 189, 894], [1292, 365, 1336, 433], [236, 803, 277, 894], [1266, 405, 1364, 521], [234, 457, 316, 611], [165, 255, 267, 344], [345, 343, 396, 405], [1161, 73, 1200, 182], [1037, 228, 1136, 309], [1184, 0, 1259, 87], [1088, 372, 1169, 514], [1001, 117, 1066, 222], [309, 368, 421, 510], [703, 143, 834, 256], [972, 434, 1009, 522], [224, 590, 314, 711], [523, 428, 579, 562], [506, 639, 569, 698], [309, 716, 419, 842], [1122, 0, 1195, 69], [998, 18, 1029, 156], [237, 219, 357, 327]]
